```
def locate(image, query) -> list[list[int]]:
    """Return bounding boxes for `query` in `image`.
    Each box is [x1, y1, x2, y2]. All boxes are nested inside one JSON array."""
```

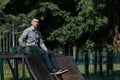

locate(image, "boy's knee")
[[48, 50, 55, 56], [40, 49, 48, 55]]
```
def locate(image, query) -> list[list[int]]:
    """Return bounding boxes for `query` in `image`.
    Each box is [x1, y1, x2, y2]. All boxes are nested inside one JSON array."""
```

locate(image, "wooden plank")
[[0, 54, 24, 59], [57, 56, 84, 80]]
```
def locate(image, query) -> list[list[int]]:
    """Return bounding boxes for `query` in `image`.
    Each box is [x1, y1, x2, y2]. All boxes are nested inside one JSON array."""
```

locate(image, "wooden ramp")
[[57, 56, 84, 80], [25, 54, 84, 80], [25, 54, 53, 80]]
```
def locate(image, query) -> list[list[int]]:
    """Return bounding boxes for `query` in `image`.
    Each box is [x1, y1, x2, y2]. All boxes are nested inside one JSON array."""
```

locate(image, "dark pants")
[[39, 49, 60, 71], [22, 45, 60, 71]]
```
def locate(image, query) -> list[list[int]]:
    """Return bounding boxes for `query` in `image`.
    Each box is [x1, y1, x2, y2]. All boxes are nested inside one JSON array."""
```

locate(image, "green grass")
[[1, 63, 120, 80], [3, 64, 30, 80], [78, 63, 120, 80]]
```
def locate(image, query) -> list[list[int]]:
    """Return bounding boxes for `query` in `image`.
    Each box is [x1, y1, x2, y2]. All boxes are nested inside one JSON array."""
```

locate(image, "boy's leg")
[[48, 50, 60, 71], [39, 49, 54, 71], [48, 50, 68, 75], [39, 49, 68, 74]]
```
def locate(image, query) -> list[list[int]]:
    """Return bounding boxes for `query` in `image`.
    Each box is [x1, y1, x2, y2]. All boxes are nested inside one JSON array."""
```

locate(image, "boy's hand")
[[21, 43, 26, 48]]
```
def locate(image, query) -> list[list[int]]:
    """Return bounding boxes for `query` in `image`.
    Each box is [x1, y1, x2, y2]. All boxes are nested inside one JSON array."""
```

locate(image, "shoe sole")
[[50, 69, 68, 75]]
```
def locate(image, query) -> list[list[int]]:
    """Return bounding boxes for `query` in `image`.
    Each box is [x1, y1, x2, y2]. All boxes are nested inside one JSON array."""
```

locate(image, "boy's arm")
[[18, 29, 28, 47], [39, 39, 48, 52]]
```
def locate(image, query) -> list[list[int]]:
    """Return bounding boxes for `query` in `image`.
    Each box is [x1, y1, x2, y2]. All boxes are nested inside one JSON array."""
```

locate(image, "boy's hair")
[[32, 16, 40, 21]]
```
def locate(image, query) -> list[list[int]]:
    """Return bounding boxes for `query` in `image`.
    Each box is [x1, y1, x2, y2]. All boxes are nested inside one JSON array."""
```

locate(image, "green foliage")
[[81, 39, 95, 52], [0, 0, 10, 15], [0, 0, 109, 51], [0, 14, 30, 33], [36, 2, 70, 20], [48, 0, 108, 44]]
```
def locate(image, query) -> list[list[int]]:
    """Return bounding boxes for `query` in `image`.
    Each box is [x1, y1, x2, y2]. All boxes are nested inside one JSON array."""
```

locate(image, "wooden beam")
[[0, 54, 24, 59]]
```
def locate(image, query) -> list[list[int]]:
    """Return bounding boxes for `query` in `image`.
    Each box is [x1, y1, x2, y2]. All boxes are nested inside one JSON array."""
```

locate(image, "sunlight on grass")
[[78, 63, 120, 80], [78, 63, 120, 74], [3, 64, 30, 80]]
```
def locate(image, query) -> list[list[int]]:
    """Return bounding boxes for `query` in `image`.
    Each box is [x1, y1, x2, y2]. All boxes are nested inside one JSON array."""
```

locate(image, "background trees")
[[0, 0, 120, 77], [0, 0, 120, 56]]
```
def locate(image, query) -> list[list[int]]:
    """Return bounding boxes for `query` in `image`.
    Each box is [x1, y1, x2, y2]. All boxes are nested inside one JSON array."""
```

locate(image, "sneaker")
[[55, 69, 68, 75], [49, 69, 57, 73], [49, 69, 57, 75]]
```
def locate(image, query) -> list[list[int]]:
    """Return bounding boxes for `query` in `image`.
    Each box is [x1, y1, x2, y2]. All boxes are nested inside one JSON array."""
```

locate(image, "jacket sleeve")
[[18, 29, 28, 46], [39, 39, 48, 52]]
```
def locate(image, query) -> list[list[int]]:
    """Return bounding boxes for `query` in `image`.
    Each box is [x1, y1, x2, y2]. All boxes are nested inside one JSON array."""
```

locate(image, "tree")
[[48, 0, 108, 44], [0, 0, 10, 17]]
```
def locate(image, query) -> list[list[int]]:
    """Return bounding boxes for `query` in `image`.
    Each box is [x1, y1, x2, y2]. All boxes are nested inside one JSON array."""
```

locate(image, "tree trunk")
[[64, 45, 69, 56], [70, 46, 73, 56], [85, 51, 89, 76], [106, 51, 113, 76], [75, 46, 80, 62], [94, 50, 97, 75], [73, 46, 76, 59], [99, 51, 103, 77]]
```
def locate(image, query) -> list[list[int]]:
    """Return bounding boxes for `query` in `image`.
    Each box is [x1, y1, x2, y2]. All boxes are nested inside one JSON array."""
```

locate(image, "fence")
[[0, 20, 25, 80], [78, 52, 120, 80], [0, 32, 19, 53]]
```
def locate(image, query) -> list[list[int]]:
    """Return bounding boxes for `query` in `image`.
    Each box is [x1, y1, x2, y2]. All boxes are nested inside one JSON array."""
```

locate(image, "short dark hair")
[[32, 16, 40, 21]]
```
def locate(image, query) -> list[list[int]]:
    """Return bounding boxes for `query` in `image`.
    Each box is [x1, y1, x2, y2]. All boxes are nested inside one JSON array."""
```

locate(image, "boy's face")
[[31, 18, 39, 28]]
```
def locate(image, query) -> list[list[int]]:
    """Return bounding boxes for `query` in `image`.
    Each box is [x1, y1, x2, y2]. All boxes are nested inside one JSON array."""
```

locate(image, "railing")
[[0, 32, 19, 53], [78, 52, 120, 80], [0, 54, 25, 80]]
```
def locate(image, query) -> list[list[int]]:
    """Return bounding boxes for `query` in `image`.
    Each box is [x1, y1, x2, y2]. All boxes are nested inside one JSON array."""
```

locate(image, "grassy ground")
[[2, 63, 120, 80], [78, 63, 120, 80], [3, 64, 30, 80]]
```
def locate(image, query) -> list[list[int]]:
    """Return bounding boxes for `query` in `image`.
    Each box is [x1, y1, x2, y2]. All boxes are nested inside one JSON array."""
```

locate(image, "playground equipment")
[[0, 45, 84, 80]]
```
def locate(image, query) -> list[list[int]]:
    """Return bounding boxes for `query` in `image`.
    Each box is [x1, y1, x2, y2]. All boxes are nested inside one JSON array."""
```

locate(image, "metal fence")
[[78, 52, 120, 80], [0, 31, 19, 53], [0, 20, 24, 80]]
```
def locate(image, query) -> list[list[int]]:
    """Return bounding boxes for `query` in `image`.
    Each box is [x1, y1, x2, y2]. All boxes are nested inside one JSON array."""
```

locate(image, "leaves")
[[81, 39, 95, 52], [0, 0, 109, 50], [0, 0, 10, 13], [48, 0, 108, 45]]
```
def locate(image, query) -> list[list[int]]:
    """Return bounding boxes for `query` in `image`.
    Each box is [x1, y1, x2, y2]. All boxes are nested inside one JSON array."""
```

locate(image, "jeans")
[[22, 45, 60, 71], [39, 49, 60, 71]]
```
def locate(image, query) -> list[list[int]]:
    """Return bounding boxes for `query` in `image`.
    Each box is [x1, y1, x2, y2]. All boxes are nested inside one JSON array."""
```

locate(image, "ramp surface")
[[25, 54, 84, 80], [25, 54, 53, 80], [57, 56, 84, 80]]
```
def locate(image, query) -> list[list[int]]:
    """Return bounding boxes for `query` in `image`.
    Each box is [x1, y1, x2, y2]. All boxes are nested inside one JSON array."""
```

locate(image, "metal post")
[[3, 33, 5, 52], [22, 54, 25, 80], [73, 46, 76, 59], [0, 18, 4, 80], [85, 51, 89, 77], [0, 32, 1, 49], [12, 22, 18, 79], [0, 49, 4, 80], [12, 22, 15, 47], [12, 22, 15, 68]]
